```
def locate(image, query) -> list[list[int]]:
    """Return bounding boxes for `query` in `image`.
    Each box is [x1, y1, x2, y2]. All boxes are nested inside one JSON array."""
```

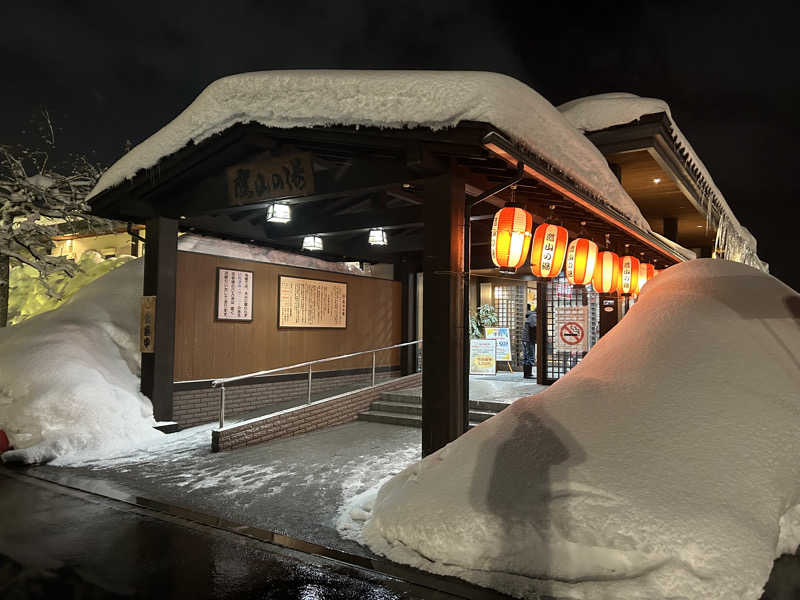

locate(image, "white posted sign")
[[553, 306, 589, 352]]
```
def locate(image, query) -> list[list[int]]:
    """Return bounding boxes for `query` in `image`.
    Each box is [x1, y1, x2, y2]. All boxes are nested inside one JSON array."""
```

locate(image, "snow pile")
[[8, 251, 134, 325], [89, 70, 649, 231], [358, 259, 800, 600], [0, 259, 161, 464], [558, 93, 767, 272]]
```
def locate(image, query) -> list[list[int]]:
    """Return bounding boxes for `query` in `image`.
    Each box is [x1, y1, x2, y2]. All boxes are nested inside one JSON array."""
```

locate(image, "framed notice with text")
[[216, 268, 254, 322], [278, 275, 347, 329], [469, 339, 497, 375]]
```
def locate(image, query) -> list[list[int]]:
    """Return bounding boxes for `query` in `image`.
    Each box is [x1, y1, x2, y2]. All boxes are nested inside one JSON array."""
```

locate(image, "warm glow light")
[[266, 203, 291, 223], [302, 235, 323, 251], [618, 255, 640, 295], [592, 251, 620, 293], [490, 206, 533, 274], [653, 178, 662, 184], [637, 262, 655, 294], [368, 228, 388, 246], [530, 222, 569, 278], [565, 238, 598, 285]]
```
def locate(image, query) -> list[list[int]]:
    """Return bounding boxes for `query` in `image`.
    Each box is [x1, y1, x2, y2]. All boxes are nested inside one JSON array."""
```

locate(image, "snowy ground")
[[29, 420, 421, 556]]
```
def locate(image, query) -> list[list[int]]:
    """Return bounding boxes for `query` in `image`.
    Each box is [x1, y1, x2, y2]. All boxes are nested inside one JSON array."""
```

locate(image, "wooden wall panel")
[[174, 251, 403, 380]]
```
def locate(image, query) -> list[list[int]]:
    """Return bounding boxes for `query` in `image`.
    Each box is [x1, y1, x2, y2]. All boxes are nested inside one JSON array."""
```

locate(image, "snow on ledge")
[[558, 93, 766, 271], [90, 70, 650, 232]]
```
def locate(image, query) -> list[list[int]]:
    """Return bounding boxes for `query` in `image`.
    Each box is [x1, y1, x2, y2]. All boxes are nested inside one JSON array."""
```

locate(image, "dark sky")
[[2, 1, 798, 288]]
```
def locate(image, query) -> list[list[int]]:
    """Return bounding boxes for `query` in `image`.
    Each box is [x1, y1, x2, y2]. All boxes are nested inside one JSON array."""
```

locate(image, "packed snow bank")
[[360, 259, 800, 600], [8, 251, 134, 325], [0, 259, 161, 465], [90, 70, 649, 231], [558, 93, 766, 272]]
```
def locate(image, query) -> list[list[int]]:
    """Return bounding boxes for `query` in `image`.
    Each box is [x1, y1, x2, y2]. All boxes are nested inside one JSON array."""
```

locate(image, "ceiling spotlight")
[[302, 235, 323, 251], [266, 203, 291, 223], [653, 178, 662, 184], [368, 227, 388, 246], [696, 225, 704, 228]]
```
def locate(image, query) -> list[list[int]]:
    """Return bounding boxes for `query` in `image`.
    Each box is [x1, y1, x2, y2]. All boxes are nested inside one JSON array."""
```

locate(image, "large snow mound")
[[89, 70, 649, 231], [362, 259, 800, 600], [0, 259, 161, 465], [558, 93, 766, 272]]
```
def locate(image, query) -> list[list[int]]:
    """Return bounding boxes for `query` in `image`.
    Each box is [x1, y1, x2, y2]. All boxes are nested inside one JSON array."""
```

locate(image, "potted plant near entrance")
[[469, 303, 498, 339]]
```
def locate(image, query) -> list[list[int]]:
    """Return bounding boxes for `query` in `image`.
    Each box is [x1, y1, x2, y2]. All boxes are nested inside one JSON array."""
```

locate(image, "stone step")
[[358, 410, 422, 427], [370, 401, 422, 416], [469, 399, 511, 413]]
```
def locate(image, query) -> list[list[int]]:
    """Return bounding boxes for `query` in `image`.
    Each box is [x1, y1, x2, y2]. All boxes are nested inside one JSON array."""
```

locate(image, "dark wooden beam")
[[141, 217, 178, 422], [422, 170, 467, 456], [266, 205, 424, 240]]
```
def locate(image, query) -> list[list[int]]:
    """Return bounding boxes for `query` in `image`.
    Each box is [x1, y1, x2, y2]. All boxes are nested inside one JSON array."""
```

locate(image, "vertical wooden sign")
[[140, 296, 156, 353]]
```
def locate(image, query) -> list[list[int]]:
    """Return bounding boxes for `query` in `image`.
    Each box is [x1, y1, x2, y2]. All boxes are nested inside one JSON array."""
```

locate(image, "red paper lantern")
[[592, 251, 620, 293], [490, 206, 533, 273], [530, 223, 568, 278], [618, 255, 640, 295], [637, 262, 655, 294], [565, 238, 598, 285]]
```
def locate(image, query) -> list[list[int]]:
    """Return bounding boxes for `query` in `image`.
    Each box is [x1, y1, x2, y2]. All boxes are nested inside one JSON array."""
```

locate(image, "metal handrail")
[[212, 340, 422, 429]]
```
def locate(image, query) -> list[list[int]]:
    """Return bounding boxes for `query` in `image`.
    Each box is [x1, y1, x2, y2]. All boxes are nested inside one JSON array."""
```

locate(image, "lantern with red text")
[[530, 223, 568, 278], [618, 255, 640, 295], [490, 206, 533, 274], [565, 238, 598, 285], [637, 262, 655, 294]]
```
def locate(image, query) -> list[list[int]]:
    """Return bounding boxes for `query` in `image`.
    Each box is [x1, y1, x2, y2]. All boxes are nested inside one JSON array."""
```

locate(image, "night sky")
[[2, 1, 798, 288]]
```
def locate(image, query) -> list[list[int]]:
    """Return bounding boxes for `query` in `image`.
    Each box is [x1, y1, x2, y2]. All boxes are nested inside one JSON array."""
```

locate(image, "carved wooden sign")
[[140, 296, 156, 353], [225, 152, 315, 206], [278, 275, 347, 328]]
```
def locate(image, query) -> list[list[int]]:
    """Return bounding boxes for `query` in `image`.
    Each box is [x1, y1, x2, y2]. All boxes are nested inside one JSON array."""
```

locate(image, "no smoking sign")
[[559, 321, 585, 345]]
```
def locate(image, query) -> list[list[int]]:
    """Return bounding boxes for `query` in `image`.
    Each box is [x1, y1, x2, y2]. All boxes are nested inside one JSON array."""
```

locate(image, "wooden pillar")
[[422, 171, 466, 456], [395, 258, 419, 375], [535, 279, 546, 383], [598, 293, 619, 338], [140, 217, 178, 422]]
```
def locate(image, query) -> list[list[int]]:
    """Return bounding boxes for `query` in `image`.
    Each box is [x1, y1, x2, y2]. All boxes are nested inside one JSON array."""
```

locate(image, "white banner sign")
[[553, 306, 589, 352], [484, 327, 512, 362]]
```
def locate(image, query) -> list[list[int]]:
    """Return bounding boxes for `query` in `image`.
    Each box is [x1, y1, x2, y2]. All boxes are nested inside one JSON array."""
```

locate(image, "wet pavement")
[[0, 469, 511, 599]]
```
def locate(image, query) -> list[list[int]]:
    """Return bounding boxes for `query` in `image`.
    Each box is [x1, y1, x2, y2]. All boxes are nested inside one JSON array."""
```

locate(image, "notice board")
[[484, 327, 512, 361], [216, 268, 253, 322], [278, 275, 347, 328]]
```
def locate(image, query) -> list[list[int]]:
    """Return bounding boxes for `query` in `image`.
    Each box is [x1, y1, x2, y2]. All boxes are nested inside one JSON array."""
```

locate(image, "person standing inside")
[[522, 304, 537, 379]]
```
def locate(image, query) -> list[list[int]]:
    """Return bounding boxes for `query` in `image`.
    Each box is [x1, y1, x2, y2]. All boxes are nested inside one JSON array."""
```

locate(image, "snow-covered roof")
[[558, 93, 767, 271], [89, 70, 650, 232]]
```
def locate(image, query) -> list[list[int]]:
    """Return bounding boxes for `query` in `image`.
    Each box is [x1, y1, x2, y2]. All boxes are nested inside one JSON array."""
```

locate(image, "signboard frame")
[[215, 267, 255, 323], [277, 274, 348, 329], [469, 338, 497, 375], [140, 296, 156, 353], [553, 305, 589, 352], [484, 327, 512, 362]]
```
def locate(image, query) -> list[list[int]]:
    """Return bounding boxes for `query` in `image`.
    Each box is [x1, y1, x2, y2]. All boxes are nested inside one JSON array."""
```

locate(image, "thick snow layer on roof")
[[558, 93, 766, 271], [89, 70, 650, 231], [0, 259, 162, 464], [361, 259, 800, 599]]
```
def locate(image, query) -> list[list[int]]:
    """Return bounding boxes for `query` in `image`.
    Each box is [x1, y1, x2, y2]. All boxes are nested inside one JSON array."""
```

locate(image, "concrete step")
[[358, 410, 422, 427], [469, 399, 511, 413], [468, 410, 497, 424], [379, 389, 422, 404], [370, 401, 422, 415]]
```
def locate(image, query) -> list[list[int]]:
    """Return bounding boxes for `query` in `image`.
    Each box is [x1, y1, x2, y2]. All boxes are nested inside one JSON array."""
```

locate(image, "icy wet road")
[[0, 469, 508, 600]]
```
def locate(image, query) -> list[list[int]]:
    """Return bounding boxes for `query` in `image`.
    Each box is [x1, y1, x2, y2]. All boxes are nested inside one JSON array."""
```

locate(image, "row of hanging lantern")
[[490, 200, 659, 296]]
